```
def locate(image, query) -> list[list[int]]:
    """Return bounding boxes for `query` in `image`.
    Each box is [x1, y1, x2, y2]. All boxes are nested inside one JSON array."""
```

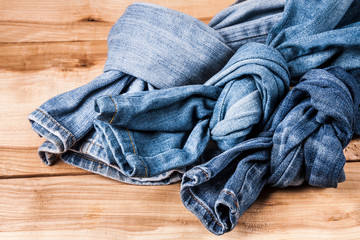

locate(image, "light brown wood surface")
[[0, 0, 359, 239]]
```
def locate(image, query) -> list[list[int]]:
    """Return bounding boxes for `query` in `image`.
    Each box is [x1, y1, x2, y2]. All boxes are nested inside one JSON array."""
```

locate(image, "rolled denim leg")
[[181, 136, 272, 235]]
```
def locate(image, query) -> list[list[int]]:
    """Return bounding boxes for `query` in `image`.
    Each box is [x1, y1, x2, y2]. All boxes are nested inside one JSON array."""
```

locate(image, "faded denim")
[[28, 1, 284, 184], [181, 67, 360, 235], [95, 0, 360, 180]]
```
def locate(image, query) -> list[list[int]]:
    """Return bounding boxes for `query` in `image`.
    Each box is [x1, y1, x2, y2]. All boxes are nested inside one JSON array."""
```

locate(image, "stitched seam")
[[107, 95, 148, 178], [108, 95, 117, 124], [220, 190, 239, 208], [84, 140, 104, 149], [187, 189, 222, 227], [125, 128, 148, 178], [126, 128, 137, 155], [194, 167, 209, 180], [36, 108, 76, 144]]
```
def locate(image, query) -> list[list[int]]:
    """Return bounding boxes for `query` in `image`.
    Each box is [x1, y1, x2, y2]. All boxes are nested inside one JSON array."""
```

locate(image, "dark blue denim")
[[94, 0, 360, 179], [181, 67, 360, 235], [28, 1, 284, 184]]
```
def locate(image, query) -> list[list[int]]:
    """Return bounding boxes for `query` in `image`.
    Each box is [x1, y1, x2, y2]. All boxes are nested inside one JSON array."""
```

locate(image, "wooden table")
[[1, 1, 359, 239]]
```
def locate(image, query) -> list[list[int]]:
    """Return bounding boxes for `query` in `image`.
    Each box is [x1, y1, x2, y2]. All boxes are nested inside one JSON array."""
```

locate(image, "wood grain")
[[0, 0, 222, 43], [0, 0, 230, 23], [0, 163, 359, 239], [1, 0, 360, 239], [344, 137, 360, 161], [0, 147, 88, 178]]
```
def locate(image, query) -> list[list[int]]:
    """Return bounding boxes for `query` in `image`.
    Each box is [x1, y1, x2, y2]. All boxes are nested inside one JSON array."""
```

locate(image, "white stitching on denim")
[[36, 108, 76, 144]]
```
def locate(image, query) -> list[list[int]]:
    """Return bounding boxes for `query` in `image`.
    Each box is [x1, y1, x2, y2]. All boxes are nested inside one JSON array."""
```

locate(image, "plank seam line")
[[0, 172, 94, 180]]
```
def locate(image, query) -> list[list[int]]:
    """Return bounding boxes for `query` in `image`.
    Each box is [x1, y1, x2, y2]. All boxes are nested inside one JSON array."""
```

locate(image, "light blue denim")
[[94, 0, 360, 180], [28, 1, 284, 184], [179, 0, 360, 235], [181, 66, 360, 235]]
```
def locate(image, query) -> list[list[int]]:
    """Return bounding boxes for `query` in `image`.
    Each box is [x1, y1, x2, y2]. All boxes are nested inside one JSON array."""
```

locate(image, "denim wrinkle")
[[181, 67, 360, 235], [28, 0, 285, 184], [26, 0, 360, 235], [178, 0, 360, 235], [96, 0, 360, 182]]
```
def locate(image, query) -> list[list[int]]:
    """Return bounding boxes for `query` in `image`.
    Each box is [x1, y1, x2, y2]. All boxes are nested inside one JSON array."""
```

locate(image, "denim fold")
[[181, 67, 360, 235], [95, 0, 360, 182], [28, 0, 285, 184]]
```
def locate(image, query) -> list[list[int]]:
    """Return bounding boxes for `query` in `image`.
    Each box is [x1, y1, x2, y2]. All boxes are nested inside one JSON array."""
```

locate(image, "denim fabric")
[[209, 0, 284, 49], [95, 0, 360, 179], [28, 1, 284, 184], [181, 67, 360, 235], [94, 42, 289, 177]]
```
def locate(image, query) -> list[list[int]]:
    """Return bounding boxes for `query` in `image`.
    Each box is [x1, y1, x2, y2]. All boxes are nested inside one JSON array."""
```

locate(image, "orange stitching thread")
[[36, 108, 76, 144], [187, 189, 222, 227], [221, 190, 239, 208], [101, 96, 148, 178], [195, 167, 209, 180], [108, 95, 117, 124], [125, 128, 148, 178], [126, 128, 137, 155]]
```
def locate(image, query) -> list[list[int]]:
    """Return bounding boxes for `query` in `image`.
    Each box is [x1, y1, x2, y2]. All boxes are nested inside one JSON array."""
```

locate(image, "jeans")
[[181, 66, 360, 235], [94, 0, 360, 181], [28, 0, 284, 184]]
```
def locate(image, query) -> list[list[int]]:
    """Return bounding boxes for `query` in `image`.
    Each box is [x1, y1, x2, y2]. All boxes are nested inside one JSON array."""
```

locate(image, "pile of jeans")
[[29, 0, 360, 235]]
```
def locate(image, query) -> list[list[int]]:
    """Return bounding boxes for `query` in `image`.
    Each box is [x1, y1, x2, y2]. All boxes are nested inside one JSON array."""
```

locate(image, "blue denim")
[[209, 0, 284, 49], [94, 0, 360, 179], [181, 67, 360, 235], [28, 1, 284, 184]]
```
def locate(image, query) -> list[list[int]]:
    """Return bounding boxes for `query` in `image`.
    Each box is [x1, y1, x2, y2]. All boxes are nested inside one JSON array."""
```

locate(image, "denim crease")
[[28, 0, 285, 184], [181, 67, 360, 235], [95, 0, 360, 181]]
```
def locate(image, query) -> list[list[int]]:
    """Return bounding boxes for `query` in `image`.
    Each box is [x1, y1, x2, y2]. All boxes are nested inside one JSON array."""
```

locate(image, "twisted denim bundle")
[[181, 67, 360, 234], [28, 0, 360, 235], [94, 0, 360, 181]]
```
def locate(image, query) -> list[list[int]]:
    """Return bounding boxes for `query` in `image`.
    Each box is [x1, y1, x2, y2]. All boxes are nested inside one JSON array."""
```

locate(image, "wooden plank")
[[0, 0, 226, 43], [0, 163, 359, 239], [344, 137, 360, 161], [0, 147, 89, 178], [0, 19, 213, 43], [0, 22, 113, 43], [0, 41, 105, 148], [0, 41, 107, 72], [0, 0, 232, 23]]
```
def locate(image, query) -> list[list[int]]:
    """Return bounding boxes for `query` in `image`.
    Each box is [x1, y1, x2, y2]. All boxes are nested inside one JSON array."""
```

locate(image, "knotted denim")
[[181, 67, 360, 235], [28, 0, 284, 184], [94, 0, 360, 179]]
